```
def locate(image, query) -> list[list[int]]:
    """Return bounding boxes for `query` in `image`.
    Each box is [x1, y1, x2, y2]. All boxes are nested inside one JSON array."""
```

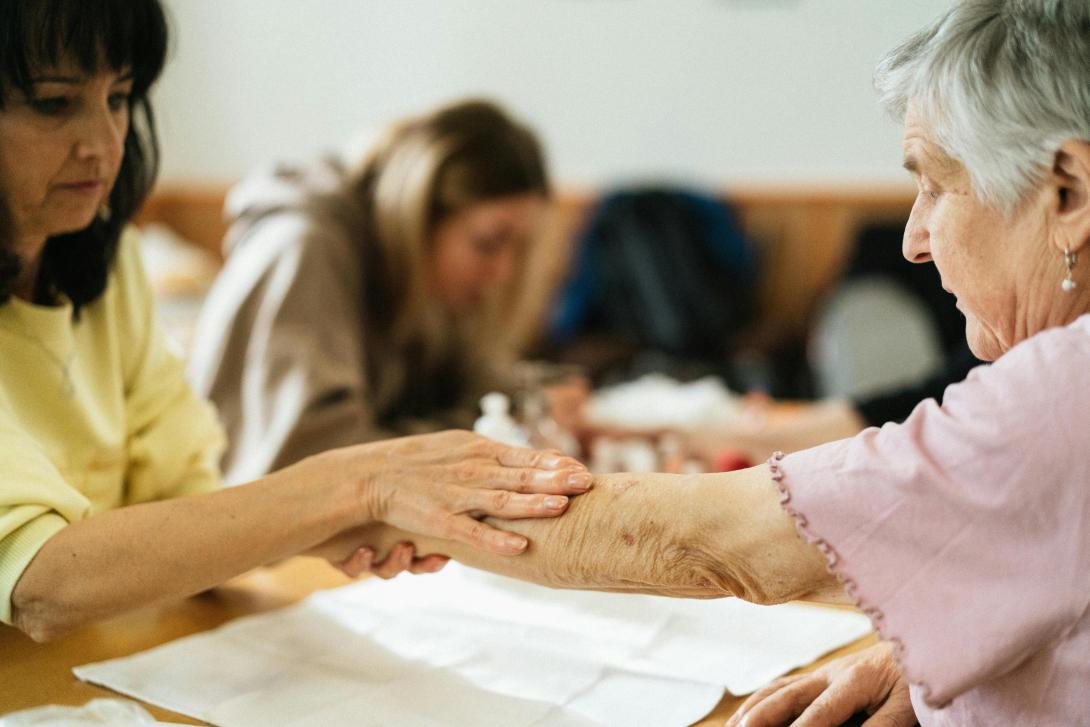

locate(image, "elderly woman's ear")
[[1051, 140, 1090, 254]]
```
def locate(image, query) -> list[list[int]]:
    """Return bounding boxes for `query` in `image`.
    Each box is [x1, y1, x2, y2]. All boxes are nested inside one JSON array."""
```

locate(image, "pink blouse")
[[773, 314, 1090, 725]]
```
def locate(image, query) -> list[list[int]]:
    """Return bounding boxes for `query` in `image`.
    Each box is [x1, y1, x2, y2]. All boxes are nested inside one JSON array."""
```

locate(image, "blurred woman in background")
[[189, 100, 552, 484]]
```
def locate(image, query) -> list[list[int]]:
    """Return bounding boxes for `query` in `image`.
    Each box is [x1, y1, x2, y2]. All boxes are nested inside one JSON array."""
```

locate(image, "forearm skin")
[[11, 456, 364, 642], [357, 467, 844, 606]]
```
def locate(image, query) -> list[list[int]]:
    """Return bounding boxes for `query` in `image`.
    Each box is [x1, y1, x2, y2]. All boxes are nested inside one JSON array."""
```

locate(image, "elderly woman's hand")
[[726, 642, 914, 727], [312, 430, 592, 557]]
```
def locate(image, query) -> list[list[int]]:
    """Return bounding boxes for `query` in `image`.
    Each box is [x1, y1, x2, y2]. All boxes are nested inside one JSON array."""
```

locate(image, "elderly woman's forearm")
[[374, 467, 843, 604], [348, 474, 715, 595], [490, 472, 731, 597]]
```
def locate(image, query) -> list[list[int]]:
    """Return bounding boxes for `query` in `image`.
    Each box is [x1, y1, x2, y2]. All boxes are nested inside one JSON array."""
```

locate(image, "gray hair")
[[875, 0, 1090, 212]]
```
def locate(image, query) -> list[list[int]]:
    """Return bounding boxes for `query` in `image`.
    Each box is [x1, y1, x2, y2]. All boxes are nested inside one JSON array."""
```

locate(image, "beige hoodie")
[[187, 157, 500, 485]]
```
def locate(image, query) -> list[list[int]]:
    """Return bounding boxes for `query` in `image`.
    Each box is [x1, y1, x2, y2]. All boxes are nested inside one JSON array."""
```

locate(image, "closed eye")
[[30, 96, 71, 116], [108, 92, 130, 112]]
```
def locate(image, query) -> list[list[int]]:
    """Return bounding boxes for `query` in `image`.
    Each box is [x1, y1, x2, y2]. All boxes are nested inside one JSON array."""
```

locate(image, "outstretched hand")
[[726, 642, 915, 727], [356, 430, 592, 556]]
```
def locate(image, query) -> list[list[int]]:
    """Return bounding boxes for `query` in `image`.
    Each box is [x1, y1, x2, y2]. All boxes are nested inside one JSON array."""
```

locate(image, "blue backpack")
[[548, 187, 758, 361]]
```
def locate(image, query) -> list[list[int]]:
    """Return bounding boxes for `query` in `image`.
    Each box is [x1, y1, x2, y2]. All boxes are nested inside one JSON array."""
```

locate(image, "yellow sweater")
[[0, 230, 225, 624]]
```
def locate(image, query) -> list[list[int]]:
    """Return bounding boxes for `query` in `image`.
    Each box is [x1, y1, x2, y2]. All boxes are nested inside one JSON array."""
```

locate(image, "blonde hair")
[[349, 99, 549, 369]]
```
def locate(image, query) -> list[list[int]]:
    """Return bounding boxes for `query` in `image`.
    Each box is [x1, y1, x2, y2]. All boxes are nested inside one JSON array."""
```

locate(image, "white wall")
[[154, 0, 952, 187]]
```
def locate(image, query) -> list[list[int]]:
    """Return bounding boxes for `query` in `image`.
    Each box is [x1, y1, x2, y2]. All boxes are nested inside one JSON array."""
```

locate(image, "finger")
[[466, 489, 572, 519], [466, 462, 593, 495], [793, 680, 872, 727], [861, 689, 917, 727], [336, 547, 373, 579], [446, 515, 528, 555], [495, 445, 586, 472], [367, 547, 400, 580], [726, 677, 804, 726], [372, 543, 414, 579], [731, 676, 827, 727], [410, 554, 451, 574], [392, 542, 416, 574], [370, 544, 412, 579], [335, 547, 371, 578]]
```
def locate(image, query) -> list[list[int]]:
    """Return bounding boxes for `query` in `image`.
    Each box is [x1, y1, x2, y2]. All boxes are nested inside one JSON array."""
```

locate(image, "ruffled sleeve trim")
[[768, 450, 946, 709]]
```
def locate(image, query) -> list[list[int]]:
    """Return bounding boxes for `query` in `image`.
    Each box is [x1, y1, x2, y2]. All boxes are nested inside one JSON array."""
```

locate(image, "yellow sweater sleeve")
[[116, 230, 226, 503], [0, 393, 90, 624], [0, 231, 226, 625]]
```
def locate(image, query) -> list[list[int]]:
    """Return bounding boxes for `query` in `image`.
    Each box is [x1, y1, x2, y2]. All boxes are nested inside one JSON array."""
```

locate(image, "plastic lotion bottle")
[[474, 392, 529, 447]]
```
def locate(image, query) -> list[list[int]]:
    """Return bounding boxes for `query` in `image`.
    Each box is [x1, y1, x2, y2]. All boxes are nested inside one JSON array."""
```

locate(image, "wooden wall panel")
[[137, 183, 915, 352]]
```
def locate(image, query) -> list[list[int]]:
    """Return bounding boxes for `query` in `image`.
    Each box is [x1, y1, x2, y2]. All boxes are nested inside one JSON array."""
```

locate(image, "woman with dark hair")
[[0, 0, 588, 643], [189, 99, 553, 484]]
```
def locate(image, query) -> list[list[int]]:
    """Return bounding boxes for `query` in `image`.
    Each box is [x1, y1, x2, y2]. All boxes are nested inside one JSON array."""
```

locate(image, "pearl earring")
[[97, 203, 112, 223], [1062, 248, 1078, 293]]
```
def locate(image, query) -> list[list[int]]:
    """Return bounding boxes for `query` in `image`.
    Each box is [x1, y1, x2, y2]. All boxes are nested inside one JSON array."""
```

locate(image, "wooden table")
[[0, 558, 876, 725]]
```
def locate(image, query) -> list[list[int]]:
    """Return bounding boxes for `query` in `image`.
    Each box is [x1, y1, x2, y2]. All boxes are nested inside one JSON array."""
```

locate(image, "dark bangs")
[[0, 0, 169, 314], [0, 0, 167, 106]]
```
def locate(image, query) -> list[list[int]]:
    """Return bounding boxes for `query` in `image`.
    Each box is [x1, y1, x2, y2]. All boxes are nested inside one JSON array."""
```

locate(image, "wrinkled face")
[[901, 108, 1052, 361], [429, 193, 546, 313], [0, 59, 131, 246]]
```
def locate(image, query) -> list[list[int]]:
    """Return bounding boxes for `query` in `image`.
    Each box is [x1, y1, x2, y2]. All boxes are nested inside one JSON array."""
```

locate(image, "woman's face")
[[0, 60, 131, 247], [900, 109, 1057, 361], [428, 193, 546, 313]]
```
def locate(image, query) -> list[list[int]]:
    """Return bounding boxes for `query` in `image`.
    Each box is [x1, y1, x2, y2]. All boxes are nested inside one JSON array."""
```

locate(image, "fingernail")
[[540, 454, 565, 469], [567, 472, 593, 489], [544, 496, 568, 509], [554, 456, 585, 470], [505, 535, 528, 551]]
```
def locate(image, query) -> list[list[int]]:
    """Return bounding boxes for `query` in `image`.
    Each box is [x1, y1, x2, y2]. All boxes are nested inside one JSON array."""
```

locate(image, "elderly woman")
[[346, 2, 1090, 724], [0, 0, 589, 643]]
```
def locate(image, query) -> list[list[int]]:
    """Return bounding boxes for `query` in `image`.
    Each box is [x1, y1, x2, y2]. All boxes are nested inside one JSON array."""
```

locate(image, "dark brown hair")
[[0, 0, 168, 312]]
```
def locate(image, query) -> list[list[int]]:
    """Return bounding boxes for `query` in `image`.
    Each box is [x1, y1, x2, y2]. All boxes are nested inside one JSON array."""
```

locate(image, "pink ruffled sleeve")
[[772, 319, 1090, 708]]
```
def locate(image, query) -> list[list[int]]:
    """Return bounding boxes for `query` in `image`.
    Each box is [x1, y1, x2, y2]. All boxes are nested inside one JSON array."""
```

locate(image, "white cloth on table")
[[0, 698, 187, 725], [75, 565, 871, 727]]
